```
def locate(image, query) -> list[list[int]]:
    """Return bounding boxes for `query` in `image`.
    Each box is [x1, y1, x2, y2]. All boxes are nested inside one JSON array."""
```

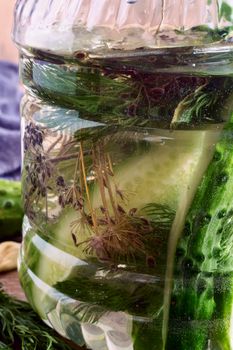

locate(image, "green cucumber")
[[0, 179, 23, 240], [210, 273, 233, 350], [166, 114, 233, 349]]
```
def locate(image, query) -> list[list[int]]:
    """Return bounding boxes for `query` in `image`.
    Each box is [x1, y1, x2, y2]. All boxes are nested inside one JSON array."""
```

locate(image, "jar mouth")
[[13, 0, 233, 55]]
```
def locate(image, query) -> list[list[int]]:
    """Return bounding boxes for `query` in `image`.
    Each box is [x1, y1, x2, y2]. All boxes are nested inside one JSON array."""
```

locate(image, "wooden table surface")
[[0, 270, 26, 300], [0, 270, 86, 350]]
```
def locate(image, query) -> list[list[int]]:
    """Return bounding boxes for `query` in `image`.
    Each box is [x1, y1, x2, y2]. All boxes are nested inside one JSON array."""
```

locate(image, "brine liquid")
[[20, 48, 233, 350]]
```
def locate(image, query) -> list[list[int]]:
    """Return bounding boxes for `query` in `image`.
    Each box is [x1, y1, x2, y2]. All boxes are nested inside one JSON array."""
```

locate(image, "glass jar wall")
[[14, 1, 233, 349]]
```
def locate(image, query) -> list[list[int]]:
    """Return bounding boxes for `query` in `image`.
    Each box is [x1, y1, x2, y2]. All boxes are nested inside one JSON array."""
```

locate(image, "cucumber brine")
[[19, 47, 233, 350]]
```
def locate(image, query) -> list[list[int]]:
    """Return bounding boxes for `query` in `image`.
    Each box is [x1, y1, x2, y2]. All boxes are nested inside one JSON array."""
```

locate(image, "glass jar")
[[14, 1, 233, 349]]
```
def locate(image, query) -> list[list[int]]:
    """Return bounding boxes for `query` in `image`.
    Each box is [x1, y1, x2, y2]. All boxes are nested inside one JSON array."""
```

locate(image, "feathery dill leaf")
[[54, 273, 163, 324], [0, 286, 72, 350]]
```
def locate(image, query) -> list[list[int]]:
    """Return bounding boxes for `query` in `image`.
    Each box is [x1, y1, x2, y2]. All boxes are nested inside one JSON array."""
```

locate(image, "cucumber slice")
[[51, 129, 219, 252], [92, 129, 219, 211], [47, 308, 67, 338], [21, 217, 87, 319], [81, 324, 107, 350], [28, 238, 87, 320], [21, 262, 60, 320], [56, 298, 86, 346]]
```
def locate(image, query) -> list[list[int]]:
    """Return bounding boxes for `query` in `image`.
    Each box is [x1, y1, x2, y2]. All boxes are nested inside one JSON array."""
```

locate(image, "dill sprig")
[[172, 77, 233, 126], [0, 286, 72, 350], [54, 272, 164, 324], [55, 140, 175, 265], [22, 52, 209, 128]]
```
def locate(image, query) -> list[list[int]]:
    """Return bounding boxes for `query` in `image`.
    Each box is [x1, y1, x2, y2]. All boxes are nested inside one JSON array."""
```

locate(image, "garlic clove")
[[0, 241, 20, 272]]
